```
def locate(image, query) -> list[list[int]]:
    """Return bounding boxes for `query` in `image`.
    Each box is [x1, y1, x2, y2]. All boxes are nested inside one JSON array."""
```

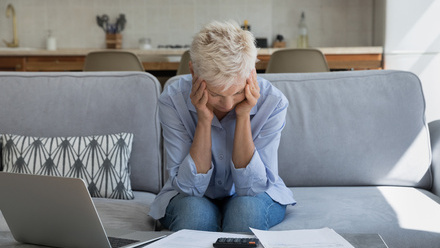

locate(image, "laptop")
[[0, 172, 166, 248]]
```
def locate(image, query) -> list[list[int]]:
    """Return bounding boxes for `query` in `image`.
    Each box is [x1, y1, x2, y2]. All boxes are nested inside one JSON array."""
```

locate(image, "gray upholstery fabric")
[[93, 191, 157, 231], [271, 187, 440, 248], [2, 70, 439, 248], [0, 211, 7, 232], [0, 72, 162, 193], [429, 120, 440, 197], [0, 191, 157, 232], [260, 71, 432, 189]]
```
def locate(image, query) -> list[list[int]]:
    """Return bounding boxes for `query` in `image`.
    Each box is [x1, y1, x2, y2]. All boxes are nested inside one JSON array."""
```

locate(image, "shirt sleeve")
[[159, 92, 213, 197], [231, 93, 288, 196]]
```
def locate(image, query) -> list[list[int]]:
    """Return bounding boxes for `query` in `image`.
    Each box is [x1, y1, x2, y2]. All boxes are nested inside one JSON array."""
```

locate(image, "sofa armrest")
[[429, 120, 440, 196]]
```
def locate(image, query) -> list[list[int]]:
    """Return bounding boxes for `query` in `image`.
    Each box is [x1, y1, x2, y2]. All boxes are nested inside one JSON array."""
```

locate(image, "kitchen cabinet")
[[0, 47, 383, 72], [24, 56, 84, 71], [0, 56, 84, 71], [325, 54, 382, 70], [256, 48, 383, 71], [0, 57, 25, 71], [142, 61, 179, 71]]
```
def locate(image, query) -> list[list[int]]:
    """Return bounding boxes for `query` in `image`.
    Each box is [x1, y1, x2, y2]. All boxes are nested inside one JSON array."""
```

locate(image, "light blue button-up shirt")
[[149, 75, 296, 219]]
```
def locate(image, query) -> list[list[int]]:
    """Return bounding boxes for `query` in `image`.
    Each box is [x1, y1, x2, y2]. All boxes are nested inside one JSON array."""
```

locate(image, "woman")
[[149, 20, 295, 232]]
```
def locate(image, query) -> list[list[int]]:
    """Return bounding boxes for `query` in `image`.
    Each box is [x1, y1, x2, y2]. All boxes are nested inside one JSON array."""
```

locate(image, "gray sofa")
[[1, 70, 440, 248]]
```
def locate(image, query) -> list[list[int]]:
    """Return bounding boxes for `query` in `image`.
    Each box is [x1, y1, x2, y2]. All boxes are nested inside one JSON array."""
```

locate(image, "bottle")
[[297, 12, 309, 48], [241, 20, 251, 31], [46, 30, 57, 51]]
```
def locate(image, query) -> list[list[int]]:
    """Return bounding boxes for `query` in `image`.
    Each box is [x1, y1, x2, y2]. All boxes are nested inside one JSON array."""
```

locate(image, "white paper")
[[144, 229, 254, 248], [250, 227, 355, 248]]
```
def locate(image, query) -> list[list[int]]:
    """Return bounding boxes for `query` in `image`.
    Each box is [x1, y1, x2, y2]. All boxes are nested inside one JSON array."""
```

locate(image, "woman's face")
[[205, 79, 246, 116]]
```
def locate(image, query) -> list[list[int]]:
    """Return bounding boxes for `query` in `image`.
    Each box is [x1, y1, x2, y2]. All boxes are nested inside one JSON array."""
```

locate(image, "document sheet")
[[144, 229, 254, 248], [143, 227, 354, 248], [250, 227, 355, 248]]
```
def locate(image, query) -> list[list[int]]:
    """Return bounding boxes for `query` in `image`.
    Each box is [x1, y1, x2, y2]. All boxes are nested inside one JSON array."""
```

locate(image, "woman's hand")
[[235, 68, 260, 117], [190, 75, 214, 123], [190, 75, 214, 174], [233, 69, 258, 168]]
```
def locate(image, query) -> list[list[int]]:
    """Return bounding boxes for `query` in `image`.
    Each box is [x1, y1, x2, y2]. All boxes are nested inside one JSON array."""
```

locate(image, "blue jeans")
[[160, 192, 286, 232]]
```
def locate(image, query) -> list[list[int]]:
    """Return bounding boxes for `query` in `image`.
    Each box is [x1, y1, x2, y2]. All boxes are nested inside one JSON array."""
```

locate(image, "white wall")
[[0, 0, 374, 49], [377, 0, 440, 122]]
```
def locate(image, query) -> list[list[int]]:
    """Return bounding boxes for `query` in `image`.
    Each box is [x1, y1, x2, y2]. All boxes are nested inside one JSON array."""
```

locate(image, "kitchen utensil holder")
[[106, 33, 122, 49], [273, 41, 286, 48]]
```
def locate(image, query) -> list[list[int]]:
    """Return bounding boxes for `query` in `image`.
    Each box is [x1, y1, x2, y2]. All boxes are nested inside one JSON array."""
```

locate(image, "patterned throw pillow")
[[1, 133, 134, 200], [0, 137, 2, 171]]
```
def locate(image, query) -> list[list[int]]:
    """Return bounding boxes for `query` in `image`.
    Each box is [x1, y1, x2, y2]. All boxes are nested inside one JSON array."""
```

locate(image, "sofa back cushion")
[[0, 72, 162, 193], [261, 70, 432, 189]]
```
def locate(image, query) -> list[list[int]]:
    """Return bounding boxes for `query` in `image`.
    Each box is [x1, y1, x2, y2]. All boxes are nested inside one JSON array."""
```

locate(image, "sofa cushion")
[[261, 71, 432, 189], [0, 191, 157, 232], [0, 138, 2, 171], [271, 187, 440, 248], [2, 133, 134, 199], [0, 210, 7, 232], [93, 191, 157, 231], [0, 72, 162, 193]]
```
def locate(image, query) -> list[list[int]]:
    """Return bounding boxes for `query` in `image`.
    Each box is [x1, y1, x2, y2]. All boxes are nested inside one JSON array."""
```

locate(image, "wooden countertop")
[[0, 46, 383, 57], [0, 46, 383, 72]]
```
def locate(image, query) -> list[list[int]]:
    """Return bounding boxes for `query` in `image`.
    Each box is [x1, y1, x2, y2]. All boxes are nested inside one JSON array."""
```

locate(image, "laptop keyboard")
[[108, 236, 140, 248]]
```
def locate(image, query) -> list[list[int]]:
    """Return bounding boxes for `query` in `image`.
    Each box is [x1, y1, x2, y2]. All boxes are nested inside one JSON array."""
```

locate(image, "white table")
[[0, 229, 388, 248]]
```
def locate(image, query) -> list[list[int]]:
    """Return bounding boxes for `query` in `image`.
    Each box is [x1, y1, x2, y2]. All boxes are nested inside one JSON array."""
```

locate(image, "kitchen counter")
[[0, 46, 383, 56], [0, 46, 383, 72]]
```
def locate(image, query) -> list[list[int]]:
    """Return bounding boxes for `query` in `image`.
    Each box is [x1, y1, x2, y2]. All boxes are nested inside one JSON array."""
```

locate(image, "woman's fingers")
[[251, 69, 259, 93], [191, 79, 209, 111], [200, 87, 208, 105], [191, 76, 205, 101], [247, 68, 259, 98], [191, 76, 201, 95]]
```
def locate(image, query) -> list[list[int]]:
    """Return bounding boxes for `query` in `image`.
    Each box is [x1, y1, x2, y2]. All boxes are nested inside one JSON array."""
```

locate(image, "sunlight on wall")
[[383, 0, 440, 123], [385, 0, 440, 53]]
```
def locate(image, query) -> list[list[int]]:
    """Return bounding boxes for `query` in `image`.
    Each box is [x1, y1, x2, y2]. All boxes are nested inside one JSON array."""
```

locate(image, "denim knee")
[[222, 193, 286, 232], [160, 194, 221, 231]]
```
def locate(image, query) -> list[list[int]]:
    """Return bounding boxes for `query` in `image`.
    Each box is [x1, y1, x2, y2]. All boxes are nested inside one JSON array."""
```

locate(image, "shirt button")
[[217, 180, 223, 185], [219, 154, 224, 160]]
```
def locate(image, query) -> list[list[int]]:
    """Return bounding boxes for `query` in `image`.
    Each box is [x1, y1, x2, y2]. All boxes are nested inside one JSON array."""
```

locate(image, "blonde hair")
[[190, 20, 257, 90]]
